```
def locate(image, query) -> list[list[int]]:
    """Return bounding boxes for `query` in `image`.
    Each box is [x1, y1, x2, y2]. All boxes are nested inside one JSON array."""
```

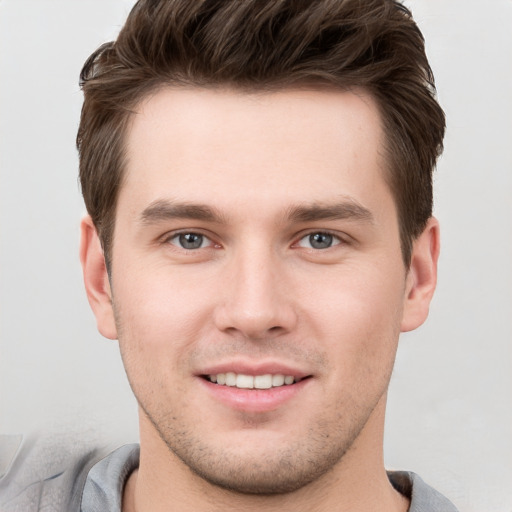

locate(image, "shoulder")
[[388, 470, 459, 512], [81, 444, 139, 512], [0, 433, 116, 512]]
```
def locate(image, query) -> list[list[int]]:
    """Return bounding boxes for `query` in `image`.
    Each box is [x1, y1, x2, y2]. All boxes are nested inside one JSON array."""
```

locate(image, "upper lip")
[[197, 360, 311, 379]]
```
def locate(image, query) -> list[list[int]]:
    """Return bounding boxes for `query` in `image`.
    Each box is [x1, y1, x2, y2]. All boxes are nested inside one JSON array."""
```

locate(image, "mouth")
[[202, 373, 308, 389], [198, 367, 312, 412]]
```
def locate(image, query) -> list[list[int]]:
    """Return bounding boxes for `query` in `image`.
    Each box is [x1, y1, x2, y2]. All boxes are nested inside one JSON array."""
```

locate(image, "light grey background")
[[1, 1, 511, 511]]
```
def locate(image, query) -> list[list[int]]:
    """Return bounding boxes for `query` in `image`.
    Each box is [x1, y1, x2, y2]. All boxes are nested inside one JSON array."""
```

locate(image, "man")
[[0, 0, 458, 510]]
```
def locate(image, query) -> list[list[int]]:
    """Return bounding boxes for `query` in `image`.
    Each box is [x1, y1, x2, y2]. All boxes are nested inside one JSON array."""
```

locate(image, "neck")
[[124, 397, 408, 512]]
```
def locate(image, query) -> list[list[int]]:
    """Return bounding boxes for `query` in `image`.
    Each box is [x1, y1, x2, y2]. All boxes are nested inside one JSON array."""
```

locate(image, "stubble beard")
[[118, 340, 393, 496], [136, 391, 383, 496], [114, 304, 397, 497]]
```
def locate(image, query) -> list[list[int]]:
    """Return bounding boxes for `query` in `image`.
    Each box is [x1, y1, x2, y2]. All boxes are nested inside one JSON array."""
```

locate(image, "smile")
[[207, 373, 300, 389]]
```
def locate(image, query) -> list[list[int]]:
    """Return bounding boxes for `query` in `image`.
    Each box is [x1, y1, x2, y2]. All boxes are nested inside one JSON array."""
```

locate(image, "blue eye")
[[298, 232, 340, 249], [170, 233, 210, 250]]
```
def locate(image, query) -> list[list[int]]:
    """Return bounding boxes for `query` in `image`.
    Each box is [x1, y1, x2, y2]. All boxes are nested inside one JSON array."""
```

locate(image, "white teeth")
[[208, 372, 298, 389], [272, 374, 285, 387], [236, 374, 254, 389], [254, 374, 272, 389]]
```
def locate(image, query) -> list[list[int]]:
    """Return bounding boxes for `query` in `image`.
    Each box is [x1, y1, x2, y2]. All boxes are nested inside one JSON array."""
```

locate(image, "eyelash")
[[162, 230, 346, 251], [294, 230, 344, 250], [164, 231, 218, 251]]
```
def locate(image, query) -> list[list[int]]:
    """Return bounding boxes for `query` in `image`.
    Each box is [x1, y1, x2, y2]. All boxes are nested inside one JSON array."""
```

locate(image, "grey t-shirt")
[[81, 444, 459, 512], [0, 436, 459, 511]]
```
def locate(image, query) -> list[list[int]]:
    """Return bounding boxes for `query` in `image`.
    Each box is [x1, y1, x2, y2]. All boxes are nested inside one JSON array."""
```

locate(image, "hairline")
[[102, 81, 414, 271]]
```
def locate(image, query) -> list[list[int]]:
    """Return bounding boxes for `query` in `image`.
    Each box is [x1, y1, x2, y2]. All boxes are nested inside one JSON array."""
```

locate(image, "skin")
[[81, 87, 439, 512]]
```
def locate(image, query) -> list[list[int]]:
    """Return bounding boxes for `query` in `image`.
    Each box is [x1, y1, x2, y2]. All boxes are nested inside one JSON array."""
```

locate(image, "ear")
[[401, 217, 440, 332], [79, 215, 117, 340]]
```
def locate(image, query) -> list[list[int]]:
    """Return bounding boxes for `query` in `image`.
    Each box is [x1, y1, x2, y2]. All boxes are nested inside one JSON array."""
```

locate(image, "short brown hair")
[[77, 0, 445, 267]]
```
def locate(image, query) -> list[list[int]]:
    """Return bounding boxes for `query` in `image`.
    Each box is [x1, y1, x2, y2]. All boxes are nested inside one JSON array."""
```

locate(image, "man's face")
[[91, 87, 427, 493]]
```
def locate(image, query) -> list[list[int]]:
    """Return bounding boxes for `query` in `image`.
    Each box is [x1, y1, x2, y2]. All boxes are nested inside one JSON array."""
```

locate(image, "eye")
[[168, 232, 212, 250], [297, 232, 341, 250]]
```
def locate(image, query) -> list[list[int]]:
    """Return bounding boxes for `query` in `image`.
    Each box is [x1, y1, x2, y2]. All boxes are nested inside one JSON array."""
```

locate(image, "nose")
[[213, 246, 298, 340]]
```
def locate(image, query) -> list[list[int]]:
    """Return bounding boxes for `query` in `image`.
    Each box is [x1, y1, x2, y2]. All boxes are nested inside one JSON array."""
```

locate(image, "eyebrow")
[[140, 200, 227, 225], [286, 200, 374, 224], [139, 198, 374, 226]]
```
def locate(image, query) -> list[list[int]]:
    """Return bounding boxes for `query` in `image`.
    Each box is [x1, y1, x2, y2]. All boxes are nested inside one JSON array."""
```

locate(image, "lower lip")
[[198, 377, 310, 413]]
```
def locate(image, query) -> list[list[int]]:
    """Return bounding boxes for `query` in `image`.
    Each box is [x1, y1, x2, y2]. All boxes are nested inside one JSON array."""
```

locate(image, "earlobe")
[[400, 217, 440, 332], [80, 216, 118, 340]]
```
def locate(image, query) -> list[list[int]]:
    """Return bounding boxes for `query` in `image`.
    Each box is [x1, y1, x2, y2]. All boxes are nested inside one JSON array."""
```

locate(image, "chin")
[[152, 417, 359, 496], [176, 448, 342, 495]]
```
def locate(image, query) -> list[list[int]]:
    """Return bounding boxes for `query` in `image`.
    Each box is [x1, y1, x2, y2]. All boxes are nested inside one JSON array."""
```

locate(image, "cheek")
[[301, 262, 405, 369], [111, 269, 215, 375]]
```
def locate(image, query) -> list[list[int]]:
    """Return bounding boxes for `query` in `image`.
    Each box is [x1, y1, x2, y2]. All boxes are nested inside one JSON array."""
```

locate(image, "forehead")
[[121, 86, 389, 219]]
